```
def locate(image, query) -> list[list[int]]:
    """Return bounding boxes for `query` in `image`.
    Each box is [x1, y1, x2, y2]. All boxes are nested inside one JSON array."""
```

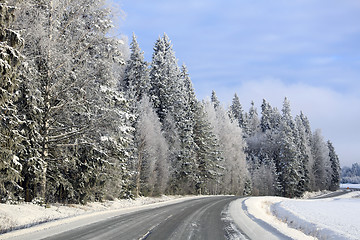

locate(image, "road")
[[311, 189, 351, 199], [9, 196, 244, 240], [5, 190, 350, 240]]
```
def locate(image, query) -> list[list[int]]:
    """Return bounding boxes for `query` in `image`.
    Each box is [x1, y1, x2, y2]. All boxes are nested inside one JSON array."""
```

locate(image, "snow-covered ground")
[[230, 191, 360, 240], [340, 183, 360, 189], [0, 195, 201, 236]]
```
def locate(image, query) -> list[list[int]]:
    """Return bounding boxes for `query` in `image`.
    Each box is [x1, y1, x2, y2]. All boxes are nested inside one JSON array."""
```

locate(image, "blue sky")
[[114, 0, 360, 166]]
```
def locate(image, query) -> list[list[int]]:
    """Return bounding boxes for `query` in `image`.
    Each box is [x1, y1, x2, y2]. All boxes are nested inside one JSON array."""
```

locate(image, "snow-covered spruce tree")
[[311, 129, 331, 191], [210, 90, 220, 110], [229, 93, 245, 129], [327, 140, 341, 191], [167, 65, 199, 194], [122, 33, 150, 101], [294, 115, 312, 194], [0, 0, 24, 202], [193, 102, 222, 194], [260, 99, 273, 132], [298, 111, 315, 189], [275, 98, 302, 197], [246, 101, 260, 137], [148, 34, 201, 194], [134, 96, 169, 197], [13, 0, 132, 203], [149, 33, 180, 123]]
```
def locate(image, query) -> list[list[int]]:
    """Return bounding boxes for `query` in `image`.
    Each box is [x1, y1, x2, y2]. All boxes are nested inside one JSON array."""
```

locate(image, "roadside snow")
[[230, 191, 360, 240], [229, 197, 315, 240], [300, 190, 332, 199], [0, 195, 201, 236]]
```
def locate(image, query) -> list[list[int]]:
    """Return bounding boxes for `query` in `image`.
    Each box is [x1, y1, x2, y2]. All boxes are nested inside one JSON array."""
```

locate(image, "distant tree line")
[[0, 0, 340, 204], [341, 163, 360, 184]]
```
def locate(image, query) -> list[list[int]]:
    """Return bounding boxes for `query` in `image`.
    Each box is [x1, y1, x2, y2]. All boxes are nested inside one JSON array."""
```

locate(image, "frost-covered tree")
[[327, 140, 340, 191], [246, 101, 260, 137], [275, 98, 302, 197], [169, 65, 198, 194], [192, 102, 222, 194], [205, 101, 248, 195], [210, 90, 220, 109], [260, 99, 273, 132], [229, 93, 245, 129], [149, 33, 180, 122], [123, 33, 150, 101], [294, 115, 312, 193], [311, 129, 331, 191], [0, 0, 24, 202], [11, 0, 131, 203], [134, 97, 169, 197]]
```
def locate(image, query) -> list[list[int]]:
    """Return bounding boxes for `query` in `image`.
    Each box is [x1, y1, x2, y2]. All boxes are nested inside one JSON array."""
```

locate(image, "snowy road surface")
[[4, 196, 244, 240]]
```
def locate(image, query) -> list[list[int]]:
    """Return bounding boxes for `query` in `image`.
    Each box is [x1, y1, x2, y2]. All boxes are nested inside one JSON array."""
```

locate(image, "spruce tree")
[[170, 65, 198, 194], [193, 102, 222, 194], [123, 33, 150, 101], [260, 99, 272, 132], [13, 0, 132, 203], [0, 0, 24, 202], [327, 140, 341, 191], [277, 98, 301, 197], [247, 101, 260, 137], [149, 33, 180, 122], [229, 93, 245, 129], [211, 90, 220, 109]]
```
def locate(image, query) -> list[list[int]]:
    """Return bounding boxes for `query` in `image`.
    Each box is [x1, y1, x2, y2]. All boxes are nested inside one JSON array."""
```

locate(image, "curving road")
[[9, 196, 245, 240]]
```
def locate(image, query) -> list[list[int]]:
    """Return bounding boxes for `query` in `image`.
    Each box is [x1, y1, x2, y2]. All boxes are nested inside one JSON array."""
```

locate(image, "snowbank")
[[0, 195, 199, 234], [272, 192, 360, 240], [230, 191, 360, 240], [229, 197, 314, 240]]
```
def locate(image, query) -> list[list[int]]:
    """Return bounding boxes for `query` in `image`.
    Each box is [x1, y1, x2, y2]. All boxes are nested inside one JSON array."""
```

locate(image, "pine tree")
[[0, 0, 24, 202], [327, 140, 341, 191]]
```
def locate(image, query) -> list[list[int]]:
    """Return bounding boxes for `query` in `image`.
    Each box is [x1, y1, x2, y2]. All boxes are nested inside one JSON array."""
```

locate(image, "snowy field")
[[340, 183, 360, 189], [231, 191, 360, 240]]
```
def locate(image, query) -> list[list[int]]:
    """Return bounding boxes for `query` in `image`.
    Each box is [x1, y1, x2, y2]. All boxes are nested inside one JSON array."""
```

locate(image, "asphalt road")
[[40, 196, 242, 240], [311, 189, 350, 199]]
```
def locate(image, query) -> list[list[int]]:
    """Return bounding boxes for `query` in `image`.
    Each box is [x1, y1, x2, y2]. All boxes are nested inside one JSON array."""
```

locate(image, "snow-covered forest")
[[0, 0, 341, 204], [341, 163, 360, 184]]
